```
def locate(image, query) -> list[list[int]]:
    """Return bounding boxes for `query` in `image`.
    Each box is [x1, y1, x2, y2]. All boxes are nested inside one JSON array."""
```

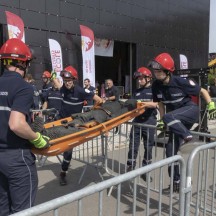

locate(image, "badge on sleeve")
[[85, 89, 90, 93], [189, 79, 196, 86]]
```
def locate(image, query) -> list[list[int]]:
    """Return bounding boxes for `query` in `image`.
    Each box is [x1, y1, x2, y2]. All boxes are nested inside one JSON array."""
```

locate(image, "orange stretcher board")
[[31, 102, 146, 156]]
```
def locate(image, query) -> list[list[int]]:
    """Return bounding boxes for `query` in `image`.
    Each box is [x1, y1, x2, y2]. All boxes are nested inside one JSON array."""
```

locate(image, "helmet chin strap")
[[14, 66, 27, 78], [18, 65, 28, 78], [162, 75, 169, 83], [44, 79, 49, 84], [9, 59, 29, 78], [23, 68, 28, 78], [157, 71, 170, 83], [142, 77, 151, 87]]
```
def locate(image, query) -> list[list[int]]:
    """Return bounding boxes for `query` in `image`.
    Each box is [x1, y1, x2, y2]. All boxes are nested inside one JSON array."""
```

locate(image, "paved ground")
[[32, 122, 216, 216]]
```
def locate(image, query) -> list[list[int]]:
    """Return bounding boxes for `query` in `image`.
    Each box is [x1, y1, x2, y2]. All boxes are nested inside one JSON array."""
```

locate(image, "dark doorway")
[[95, 41, 136, 94]]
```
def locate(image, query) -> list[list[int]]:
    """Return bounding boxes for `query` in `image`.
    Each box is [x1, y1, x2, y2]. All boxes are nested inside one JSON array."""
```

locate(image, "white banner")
[[5, 11, 25, 42], [180, 54, 188, 69], [48, 39, 63, 80], [95, 38, 114, 57], [80, 25, 95, 87]]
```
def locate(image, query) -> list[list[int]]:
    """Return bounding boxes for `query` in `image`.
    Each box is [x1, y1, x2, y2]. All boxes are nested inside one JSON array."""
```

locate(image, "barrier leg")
[[78, 165, 88, 184], [78, 164, 105, 184], [56, 155, 62, 164], [37, 155, 48, 167]]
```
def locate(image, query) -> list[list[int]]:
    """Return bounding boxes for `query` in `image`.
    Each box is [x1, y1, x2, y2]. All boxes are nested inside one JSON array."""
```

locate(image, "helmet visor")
[[148, 60, 163, 70], [42, 76, 48, 79], [133, 71, 149, 79], [60, 70, 74, 79]]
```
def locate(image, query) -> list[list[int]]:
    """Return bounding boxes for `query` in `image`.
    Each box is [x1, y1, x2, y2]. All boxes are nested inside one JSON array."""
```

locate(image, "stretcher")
[[31, 102, 146, 156]]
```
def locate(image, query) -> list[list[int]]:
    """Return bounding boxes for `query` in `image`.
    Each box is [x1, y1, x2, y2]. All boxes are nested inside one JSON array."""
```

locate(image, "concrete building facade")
[[0, 0, 210, 89]]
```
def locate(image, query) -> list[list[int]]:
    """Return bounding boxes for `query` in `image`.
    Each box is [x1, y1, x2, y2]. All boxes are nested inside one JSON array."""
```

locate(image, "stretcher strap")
[[101, 122, 109, 136], [93, 106, 111, 116]]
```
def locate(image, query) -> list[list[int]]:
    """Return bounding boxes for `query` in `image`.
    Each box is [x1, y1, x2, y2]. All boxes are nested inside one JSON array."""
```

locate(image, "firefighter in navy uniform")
[[52, 66, 103, 185], [127, 67, 158, 181], [149, 52, 216, 192], [24, 74, 42, 110], [0, 38, 50, 215], [40, 70, 53, 102], [42, 78, 62, 121], [42, 70, 52, 92]]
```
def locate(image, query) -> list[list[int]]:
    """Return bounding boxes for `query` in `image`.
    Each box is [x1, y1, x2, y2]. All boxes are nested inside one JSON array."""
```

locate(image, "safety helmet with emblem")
[[42, 70, 51, 78], [148, 53, 175, 73], [133, 67, 152, 79], [60, 66, 78, 80], [0, 38, 32, 71]]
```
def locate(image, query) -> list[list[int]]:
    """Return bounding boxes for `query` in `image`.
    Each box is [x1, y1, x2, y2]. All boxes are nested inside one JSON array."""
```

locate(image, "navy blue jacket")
[[0, 71, 34, 149], [152, 75, 201, 111], [43, 87, 62, 112], [60, 85, 94, 118], [132, 86, 157, 120]]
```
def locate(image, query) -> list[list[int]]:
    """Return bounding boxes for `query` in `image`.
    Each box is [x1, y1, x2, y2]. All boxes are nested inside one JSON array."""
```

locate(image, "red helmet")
[[60, 66, 78, 79], [149, 53, 175, 72], [42, 71, 51, 78], [133, 67, 152, 79], [0, 38, 32, 61]]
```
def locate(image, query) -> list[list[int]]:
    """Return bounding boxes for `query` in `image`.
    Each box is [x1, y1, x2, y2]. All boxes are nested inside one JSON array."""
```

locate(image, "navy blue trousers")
[[62, 149, 73, 172], [127, 117, 156, 167], [0, 149, 38, 215], [163, 105, 199, 181]]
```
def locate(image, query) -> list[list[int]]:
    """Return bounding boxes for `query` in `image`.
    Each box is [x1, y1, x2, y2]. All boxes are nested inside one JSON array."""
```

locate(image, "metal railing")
[[11, 155, 185, 216], [28, 120, 216, 215]]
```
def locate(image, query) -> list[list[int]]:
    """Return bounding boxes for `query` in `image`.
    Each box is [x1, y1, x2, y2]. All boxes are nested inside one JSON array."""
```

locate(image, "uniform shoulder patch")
[[189, 79, 196, 86], [85, 89, 90, 93]]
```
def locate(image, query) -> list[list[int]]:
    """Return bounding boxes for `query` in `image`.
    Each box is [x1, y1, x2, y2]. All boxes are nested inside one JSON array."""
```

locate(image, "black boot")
[[173, 180, 180, 193], [59, 171, 67, 186], [141, 160, 153, 182], [126, 160, 136, 172], [141, 173, 153, 182], [126, 165, 135, 172], [163, 180, 180, 194]]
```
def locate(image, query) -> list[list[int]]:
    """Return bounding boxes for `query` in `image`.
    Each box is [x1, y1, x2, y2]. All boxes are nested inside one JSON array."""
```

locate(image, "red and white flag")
[[180, 54, 188, 69], [80, 25, 95, 87], [48, 39, 63, 81], [5, 11, 25, 42]]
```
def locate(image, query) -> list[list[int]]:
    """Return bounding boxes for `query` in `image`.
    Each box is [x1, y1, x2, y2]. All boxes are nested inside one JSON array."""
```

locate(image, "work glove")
[[207, 101, 216, 120], [157, 119, 165, 131], [30, 132, 50, 149], [50, 71, 57, 81]]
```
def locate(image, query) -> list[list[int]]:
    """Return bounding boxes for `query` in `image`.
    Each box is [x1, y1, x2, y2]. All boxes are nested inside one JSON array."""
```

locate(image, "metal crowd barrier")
[[184, 134, 216, 216], [28, 117, 216, 215], [11, 155, 186, 216], [70, 122, 163, 185]]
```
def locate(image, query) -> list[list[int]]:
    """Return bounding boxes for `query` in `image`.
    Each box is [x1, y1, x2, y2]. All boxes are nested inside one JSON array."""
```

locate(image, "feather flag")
[[80, 25, 95, 87], [5, 11, 25, 42]]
